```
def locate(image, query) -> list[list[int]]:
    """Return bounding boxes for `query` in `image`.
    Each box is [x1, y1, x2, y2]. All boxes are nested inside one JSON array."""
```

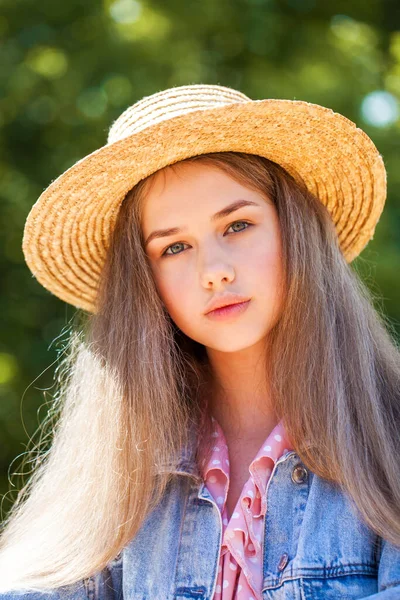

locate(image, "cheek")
[[247, 230, 282, 276], [256, 246, 282, 278], [249, 238, 285, 303], [152, 265, 194, 320]]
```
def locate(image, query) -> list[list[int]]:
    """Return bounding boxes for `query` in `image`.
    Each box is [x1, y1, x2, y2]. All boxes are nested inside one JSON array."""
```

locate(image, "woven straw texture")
[[22, 84, 387, 313]]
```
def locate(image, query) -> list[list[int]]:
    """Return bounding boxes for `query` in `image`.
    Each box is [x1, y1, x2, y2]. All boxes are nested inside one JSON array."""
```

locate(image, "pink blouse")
[[200, 417, 293, 600]]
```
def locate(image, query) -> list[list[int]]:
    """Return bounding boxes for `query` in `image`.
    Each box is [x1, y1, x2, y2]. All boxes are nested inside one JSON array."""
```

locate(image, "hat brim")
[[22, 98, 387, 313]]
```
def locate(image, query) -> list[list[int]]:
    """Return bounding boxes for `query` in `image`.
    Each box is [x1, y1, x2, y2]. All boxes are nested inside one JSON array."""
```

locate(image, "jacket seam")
[[262, 564, 378, 590], [171, 477, 192, 595]]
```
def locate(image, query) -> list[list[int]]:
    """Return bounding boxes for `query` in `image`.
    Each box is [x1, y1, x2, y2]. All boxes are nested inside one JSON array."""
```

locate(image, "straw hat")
[[22, 83, 387, 313]]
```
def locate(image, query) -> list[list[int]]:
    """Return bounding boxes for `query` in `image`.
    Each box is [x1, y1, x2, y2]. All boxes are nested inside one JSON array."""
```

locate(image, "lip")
[[204, 294, 251, 315], [205, 299, 251, 320]]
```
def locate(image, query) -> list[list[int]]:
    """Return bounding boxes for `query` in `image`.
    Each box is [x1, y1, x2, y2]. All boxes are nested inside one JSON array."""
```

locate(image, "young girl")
[[0, 84, 399, 600]]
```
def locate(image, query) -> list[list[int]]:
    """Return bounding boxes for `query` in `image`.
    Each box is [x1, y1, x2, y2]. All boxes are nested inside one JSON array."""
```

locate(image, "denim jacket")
[[2, 450, 400, 599]]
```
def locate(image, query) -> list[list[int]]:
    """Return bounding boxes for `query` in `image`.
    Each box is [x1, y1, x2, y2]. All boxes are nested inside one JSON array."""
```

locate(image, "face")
[[141, 161, 285, 354]]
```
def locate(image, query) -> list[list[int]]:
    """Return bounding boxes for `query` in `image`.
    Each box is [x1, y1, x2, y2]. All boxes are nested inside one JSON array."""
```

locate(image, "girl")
[[0, 84, 399, 600]]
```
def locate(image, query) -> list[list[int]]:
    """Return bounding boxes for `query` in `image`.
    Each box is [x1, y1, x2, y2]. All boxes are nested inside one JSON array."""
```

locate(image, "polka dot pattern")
[[202, 418, 293, 600]]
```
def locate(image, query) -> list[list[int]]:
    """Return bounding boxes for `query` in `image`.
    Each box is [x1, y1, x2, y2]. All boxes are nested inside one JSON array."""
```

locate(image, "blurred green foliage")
[[1, 0, 400, 516]]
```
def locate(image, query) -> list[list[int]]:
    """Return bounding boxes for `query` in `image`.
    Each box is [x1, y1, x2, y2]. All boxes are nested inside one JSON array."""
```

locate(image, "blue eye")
[[161, 220, 252, 257]]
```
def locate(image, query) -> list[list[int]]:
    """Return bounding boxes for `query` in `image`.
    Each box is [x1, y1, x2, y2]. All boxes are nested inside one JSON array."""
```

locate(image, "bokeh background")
[[1, 0, 400, 519]]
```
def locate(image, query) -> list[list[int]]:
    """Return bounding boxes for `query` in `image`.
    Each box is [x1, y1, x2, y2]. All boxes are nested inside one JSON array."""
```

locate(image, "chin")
[[205, 336, 267, 354]]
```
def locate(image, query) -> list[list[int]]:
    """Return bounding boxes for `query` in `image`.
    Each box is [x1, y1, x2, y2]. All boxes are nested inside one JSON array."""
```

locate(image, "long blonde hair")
[[0, 152, 399, 592]]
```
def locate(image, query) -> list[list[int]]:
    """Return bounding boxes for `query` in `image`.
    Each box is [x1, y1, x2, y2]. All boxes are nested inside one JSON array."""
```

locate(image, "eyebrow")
[[144, 199, 261, 247]]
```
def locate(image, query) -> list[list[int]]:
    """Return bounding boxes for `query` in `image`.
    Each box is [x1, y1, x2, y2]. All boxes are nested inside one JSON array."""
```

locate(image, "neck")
[[205, 342, 279, 443]]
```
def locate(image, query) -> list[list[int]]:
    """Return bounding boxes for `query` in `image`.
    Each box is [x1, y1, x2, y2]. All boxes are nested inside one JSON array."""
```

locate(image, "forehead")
[[140, 161, 260, 219]]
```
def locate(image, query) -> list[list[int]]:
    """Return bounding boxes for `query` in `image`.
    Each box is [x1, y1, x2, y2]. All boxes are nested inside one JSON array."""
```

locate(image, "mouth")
[[205, 299, 251, 320]]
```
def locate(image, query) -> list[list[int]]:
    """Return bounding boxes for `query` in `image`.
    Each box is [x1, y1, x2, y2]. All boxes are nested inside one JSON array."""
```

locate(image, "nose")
[[200, 260, 235, 288]]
